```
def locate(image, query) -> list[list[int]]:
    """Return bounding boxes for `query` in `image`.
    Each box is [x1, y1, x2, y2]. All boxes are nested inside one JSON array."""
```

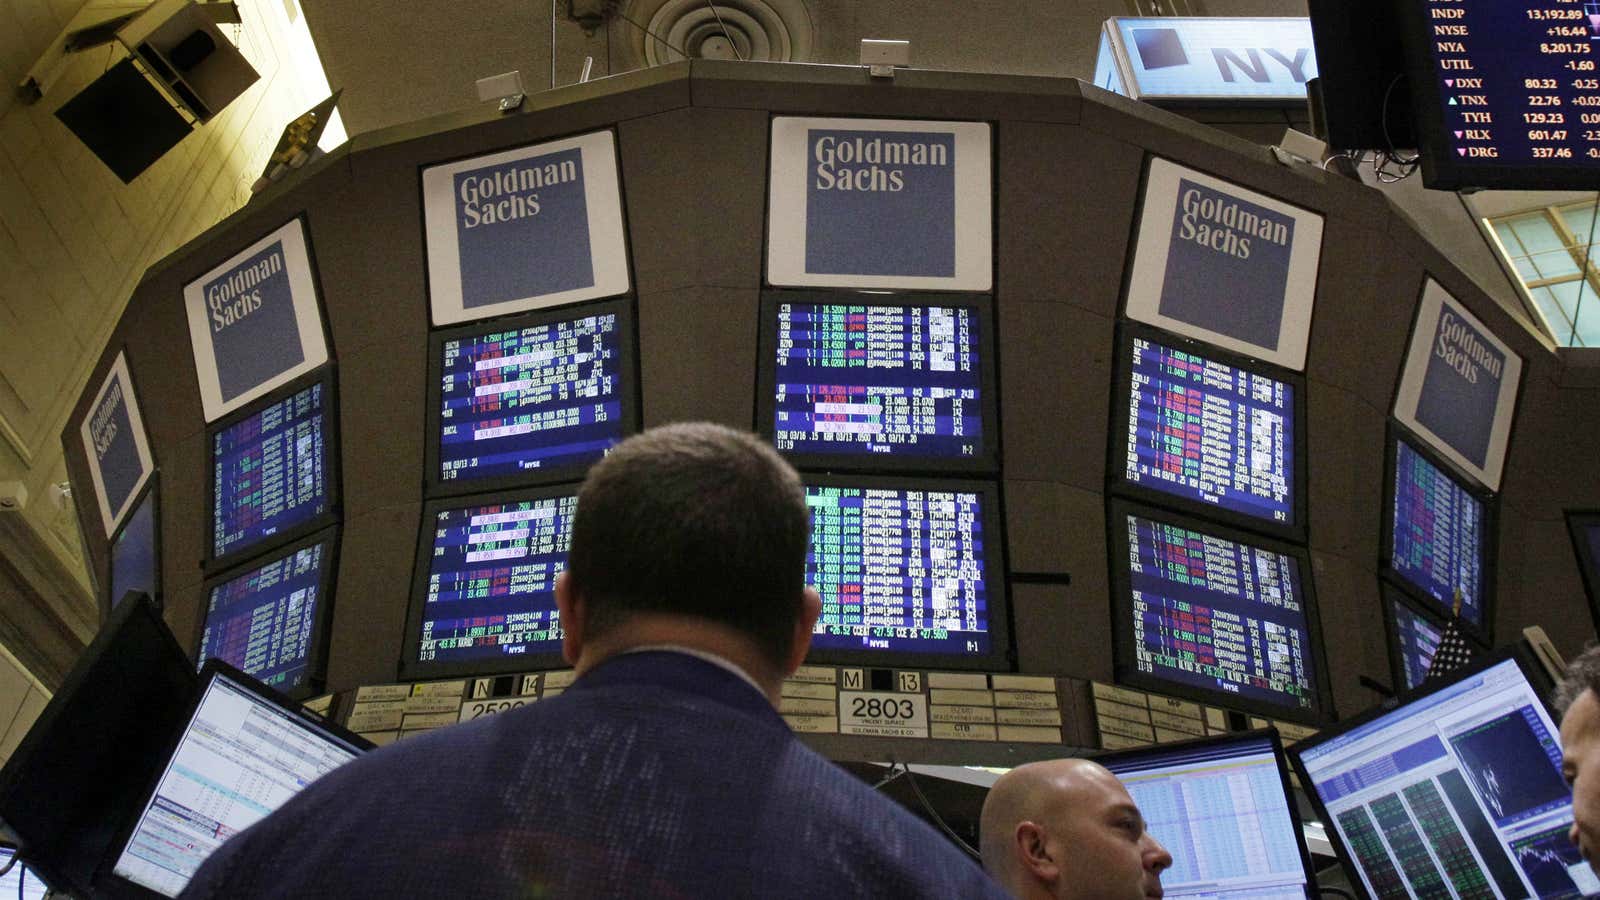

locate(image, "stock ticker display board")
[[198, 534, 335, 695], [1389, 438, 1488, 632], [210, 381, 330, 565]]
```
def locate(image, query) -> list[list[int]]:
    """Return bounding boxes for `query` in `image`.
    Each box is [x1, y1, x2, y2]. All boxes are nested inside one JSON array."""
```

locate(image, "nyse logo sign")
[[1100, 17, 1319, 102]]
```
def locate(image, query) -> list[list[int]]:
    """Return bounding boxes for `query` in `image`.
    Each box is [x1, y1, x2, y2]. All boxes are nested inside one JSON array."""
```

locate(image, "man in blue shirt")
[[181, 422, 1006, 899]]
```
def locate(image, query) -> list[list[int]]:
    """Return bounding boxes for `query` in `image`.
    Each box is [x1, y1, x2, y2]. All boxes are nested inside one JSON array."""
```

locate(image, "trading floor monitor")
[[1384, 433, 1492, 643]]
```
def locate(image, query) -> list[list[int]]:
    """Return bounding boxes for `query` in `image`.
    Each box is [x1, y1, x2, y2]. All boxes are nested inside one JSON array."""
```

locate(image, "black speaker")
[[54, 59, 193, 183]]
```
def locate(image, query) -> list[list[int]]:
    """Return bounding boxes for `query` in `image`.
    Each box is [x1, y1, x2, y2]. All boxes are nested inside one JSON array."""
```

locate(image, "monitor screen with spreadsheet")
[[426, 299, 636, 496], [756, 292, 999, 472], [402, 485, 577, 679], [1292, 653, 1594, 900], [1095, 730, 1314, 899], [801, 475, 1008, 671], [1111, 323, 1304, 540], [197, 527, 339, 699], [206, 374, 336, 569], [109, 480, 160, 611], [106, 663, 369, 898], [0, 848, 46, 900], [1384, 433, 1493, 641], [1108, 498, 1332, 724]]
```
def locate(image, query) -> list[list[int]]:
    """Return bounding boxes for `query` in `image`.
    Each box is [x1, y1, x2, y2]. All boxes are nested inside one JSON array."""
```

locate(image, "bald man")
[[979, 758, 1172, 900]]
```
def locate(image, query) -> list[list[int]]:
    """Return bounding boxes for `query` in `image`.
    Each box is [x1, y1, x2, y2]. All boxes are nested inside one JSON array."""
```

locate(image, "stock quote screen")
[[414, 494, 575, 666], [436, 309, 625, 485], [770, 301, 986, 461], [198, 539, 331, 693], [1122, 335, 1294, 527], [1119, 512, 1320, 717], [1391, 440, 1486, 627], [805, 484, 992, 658], [211, 383, 328, 561], [1394, 599, 1446, 692]]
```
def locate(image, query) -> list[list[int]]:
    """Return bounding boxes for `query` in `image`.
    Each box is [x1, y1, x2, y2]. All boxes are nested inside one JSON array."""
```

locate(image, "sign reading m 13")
[[767, 117, 992, 291], [183, 218, 331, 423], [79, 351, 155, 536], [1125, 159, 1323, 371], [423, 130, 630, 326], [1394, 279, 1522, 491]]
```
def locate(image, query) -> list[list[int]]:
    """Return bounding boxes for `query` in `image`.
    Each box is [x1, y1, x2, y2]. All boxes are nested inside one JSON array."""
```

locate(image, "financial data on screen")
[[1118, 512, 1320, 716], [415, 494, 575, 665], [1101, 734, 1309, 899], [1394, 599, 1446, 692], [770, 301, 986, 461], [1121, 335, 1294, 527], [0, 849, 46, 900], [1298, 658, 1595, 899], [110, 674, 359, 897], [199, 540, 330, 692], [805, 483, 991, 657], [1391, 439, 1486, 626], [436, 309, 625, 485], [211, 382, 328, 561], [111, 488, 157, 606]]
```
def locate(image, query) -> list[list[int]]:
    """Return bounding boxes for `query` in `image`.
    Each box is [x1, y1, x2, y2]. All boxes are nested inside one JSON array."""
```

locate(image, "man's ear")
[[783, 587, 823, 677], [1015, 821, 1060, 885], [555, 570, 585, 666]]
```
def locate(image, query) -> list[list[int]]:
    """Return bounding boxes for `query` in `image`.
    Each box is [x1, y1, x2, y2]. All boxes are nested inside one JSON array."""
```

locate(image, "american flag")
[[1423, 589, 1479, 682]]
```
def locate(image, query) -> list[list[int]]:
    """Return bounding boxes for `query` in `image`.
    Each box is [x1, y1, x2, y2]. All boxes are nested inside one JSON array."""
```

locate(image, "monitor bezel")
[[195, 524, 342, 701], [201, 367, 341, 574], [1106, 496, 1336, 726], [1106, 320, 1308, 543], [1379, 424, 1498, 646], [799, 473, 1013, 672], [1090, 726, 1319, 895], [1564, 510, 1600, 639], [400, 482, 582, 681], [423, 297, 640, 499], [1287, 646, 1561, 899], [96, 658, 372, 899], [753, 289, 1002, 475], [104, 473, 162, 620]]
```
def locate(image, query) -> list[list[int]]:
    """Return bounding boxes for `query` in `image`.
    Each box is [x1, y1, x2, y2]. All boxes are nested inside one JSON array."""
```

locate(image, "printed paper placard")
[[1124, 158, 1323, 370], [80, 352, 155, 536], [422, 130, 630, 326], [183, 218, 330, 422], [1394, 278, 1522, 491], [767, 117, 992, 291]]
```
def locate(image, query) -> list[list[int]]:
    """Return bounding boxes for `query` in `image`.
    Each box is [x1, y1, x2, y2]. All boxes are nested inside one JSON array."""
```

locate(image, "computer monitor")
[[108, 478, 161, 614], [1383, 432, 1494, 643], [1565, 510, 1600, 637], [1291, 652, 1595, 899], [1384, 585, 1450, 695], [425, 299, 637, 496], [1110, 322, 1304, 540], [802, 475, 1009, 671], [0, 596, 194, 897], [103, 661, 370, 898], [1108, 498, 1334, 725], [0, 847, 46, 900], [755, 291, 999, 473], [401, 485, 578, 679], [205, 372, 338, 570], [196, 527, 340, 700], [1094, 730, 1316, 898]]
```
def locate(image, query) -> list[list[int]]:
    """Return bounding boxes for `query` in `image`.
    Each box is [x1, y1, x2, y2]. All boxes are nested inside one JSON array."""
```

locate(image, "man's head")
[[555, 423, 821, 693], [979, 758, 1171, 900], [1559, 644, 1600, 870]]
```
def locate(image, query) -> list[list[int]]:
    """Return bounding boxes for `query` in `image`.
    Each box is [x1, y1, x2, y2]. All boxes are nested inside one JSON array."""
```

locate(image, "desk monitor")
[[1383, 432, 1494, 643], [1094, 730, 1316, 899], [755, 291, 999, 473], [205, 372, 338, 571], [0, 847, 46, 900], [802, 475, 1009, 671], [402, 485, 578, 679], [1291, 652, 1595, 899], [426, 299, 636, 496], [1108, 498, 1333, 725], [103, 661, 370, 898], [109, 478, 161, 615], [197, 527, 339, 700], [1565, 510, 1600, 637], [0, 595, 194, 897], [1110, 322, 1304, 541]]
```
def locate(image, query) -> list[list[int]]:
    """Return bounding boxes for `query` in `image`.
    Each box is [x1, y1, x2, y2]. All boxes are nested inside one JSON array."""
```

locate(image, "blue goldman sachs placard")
[[183, 218, 331, 422], [1124, 158, 1324, 371], [1394, 279, 1522, 491], [767, 117, 992, 291], [79, 351, 155, 536], [422, 130, 630, 326]]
